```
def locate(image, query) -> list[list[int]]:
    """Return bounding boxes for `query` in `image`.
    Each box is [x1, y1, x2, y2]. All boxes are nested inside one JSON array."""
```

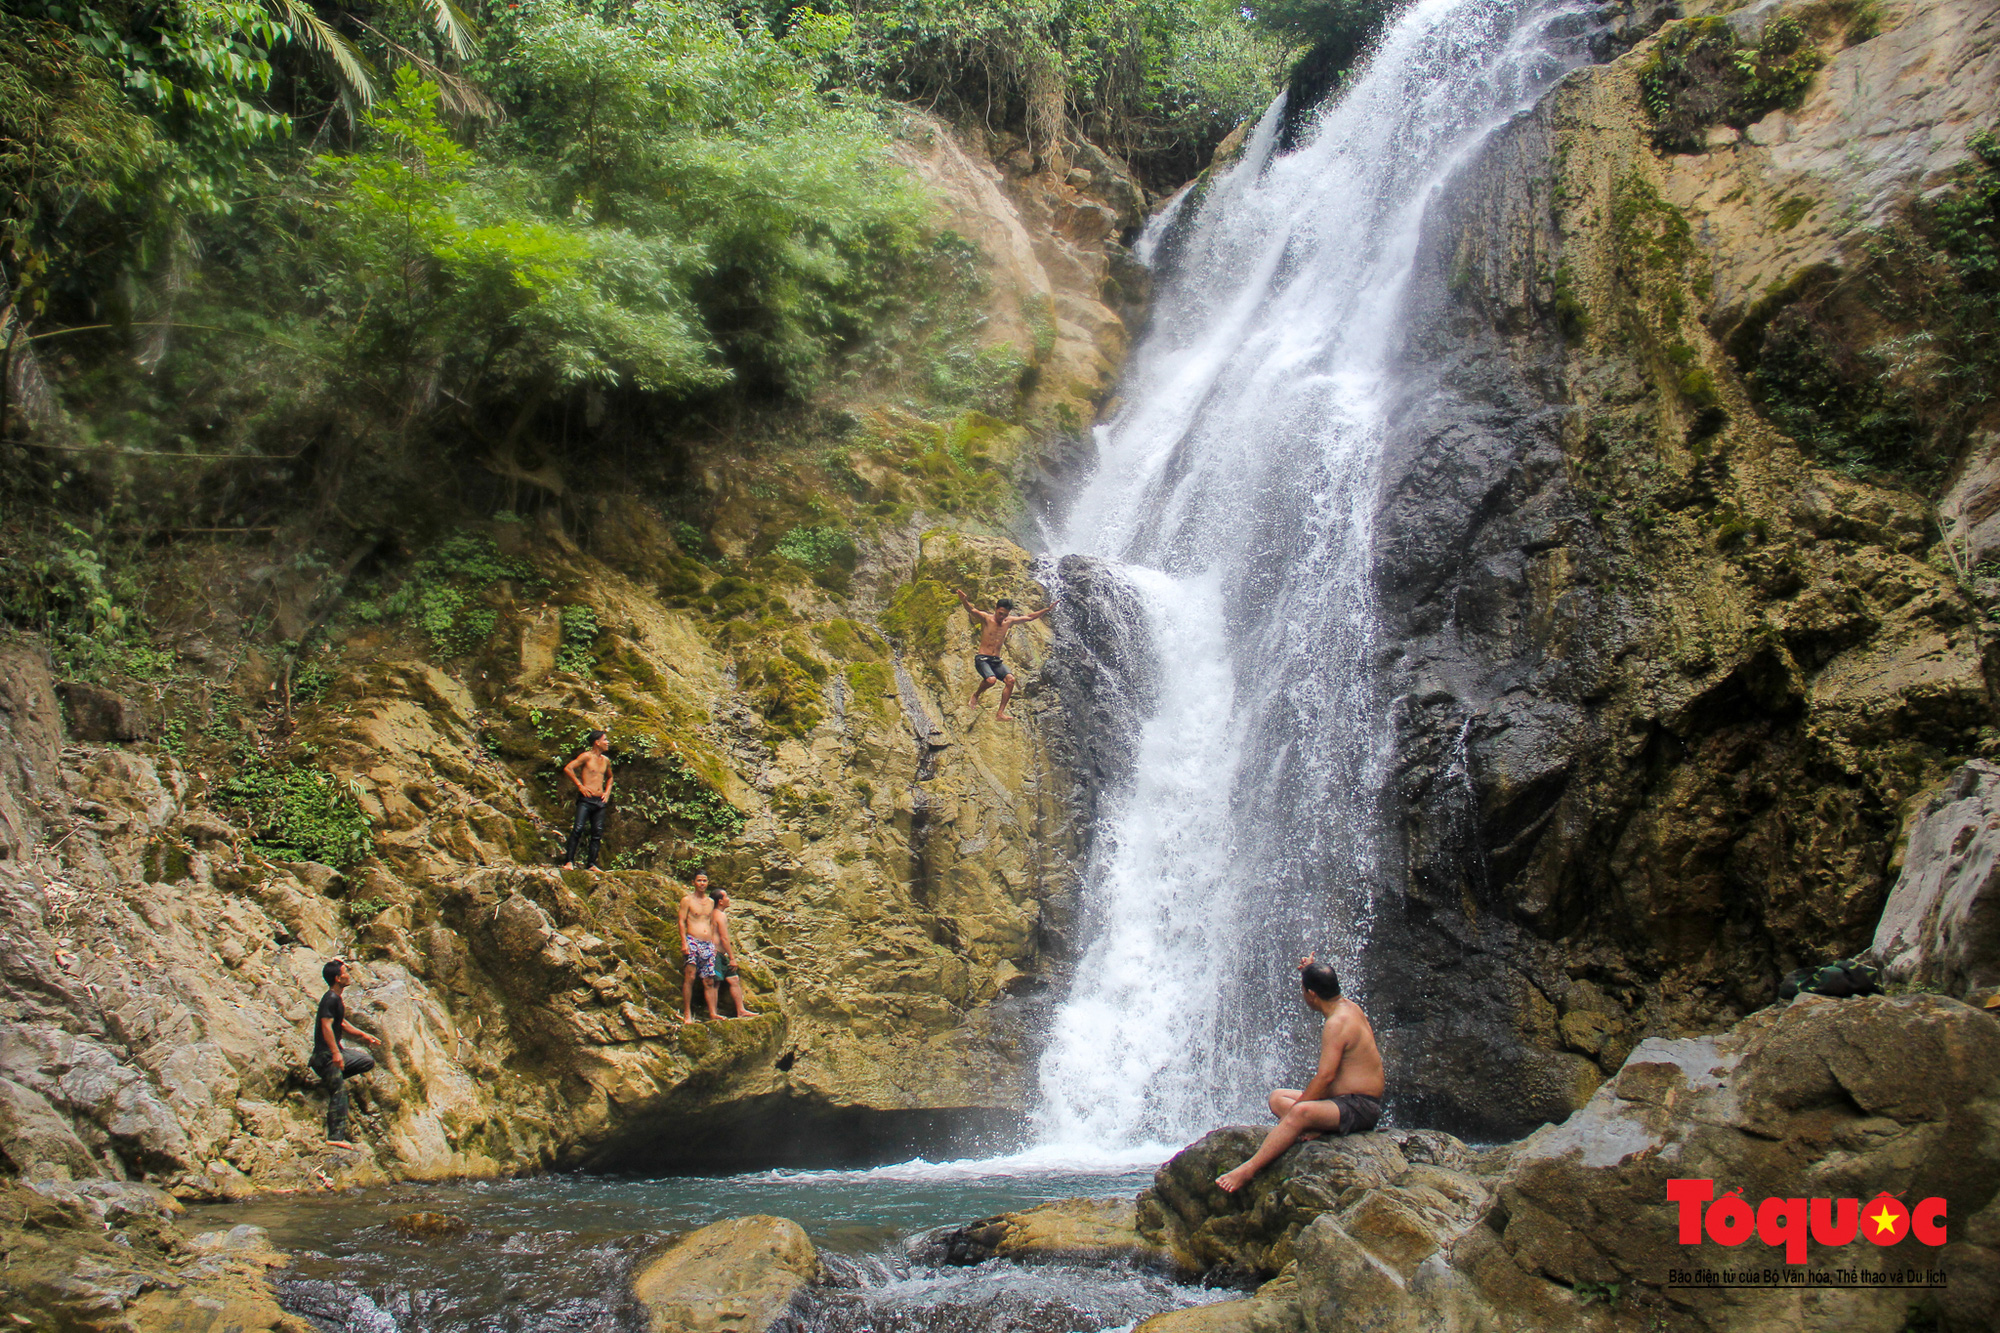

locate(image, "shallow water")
[[199, 1149, 1228, 1333]]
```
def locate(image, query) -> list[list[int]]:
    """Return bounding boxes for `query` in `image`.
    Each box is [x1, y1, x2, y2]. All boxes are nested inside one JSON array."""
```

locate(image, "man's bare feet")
[[1216, 1165, 1254, 1193], [681, 1011, 694, 1023], [995, 710, 1015, 721], [732, 1009, 761, 1018], [327, 1139, 359, 1151], [560, 862, 574, 871]]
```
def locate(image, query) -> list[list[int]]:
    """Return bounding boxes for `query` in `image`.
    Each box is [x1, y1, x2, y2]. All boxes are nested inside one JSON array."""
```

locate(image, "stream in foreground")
[[194, 1149, 1229, 1333]]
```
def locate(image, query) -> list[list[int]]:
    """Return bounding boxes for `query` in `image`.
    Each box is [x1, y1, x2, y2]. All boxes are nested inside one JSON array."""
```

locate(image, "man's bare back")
[[1315, 999, 1384, 1097], [1217, 959, 1385, 1193]]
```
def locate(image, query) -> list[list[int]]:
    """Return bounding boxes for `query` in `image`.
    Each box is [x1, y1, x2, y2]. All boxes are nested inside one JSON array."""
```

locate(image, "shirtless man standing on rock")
[[678, 872, 722, 1022], [954, 588, 1055, 721], [1217, 956, 1385, 1193]]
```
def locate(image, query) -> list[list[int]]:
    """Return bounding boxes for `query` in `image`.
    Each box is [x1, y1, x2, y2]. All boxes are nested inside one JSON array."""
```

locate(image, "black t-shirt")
[[313, 990, 344, 1060]]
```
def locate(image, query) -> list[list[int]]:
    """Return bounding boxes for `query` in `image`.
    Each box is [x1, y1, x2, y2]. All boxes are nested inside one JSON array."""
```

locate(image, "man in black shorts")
[[709, 887, 760, 1018], [1218, 956, 1385, 1192], [310, 958, 383, 1150], [953, 588, 1055, 721]]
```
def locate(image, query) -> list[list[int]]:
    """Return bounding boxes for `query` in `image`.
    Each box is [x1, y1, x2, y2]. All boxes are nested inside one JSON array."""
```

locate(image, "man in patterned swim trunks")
[[678, 871, 722, 1022], [1217, 955, 1385, 1192]]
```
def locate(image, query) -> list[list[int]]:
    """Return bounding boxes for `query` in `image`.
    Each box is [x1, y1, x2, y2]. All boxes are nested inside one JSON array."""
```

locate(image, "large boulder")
[[1872, 761, 2000, 995], [630, 1215, 821, 1333]]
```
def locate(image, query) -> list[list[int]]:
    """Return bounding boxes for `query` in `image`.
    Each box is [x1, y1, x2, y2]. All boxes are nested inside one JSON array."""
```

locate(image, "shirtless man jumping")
[[1216, 956, 1385, 1192], [953, 588, 1055, 721], [678, 872, 722, 1022]]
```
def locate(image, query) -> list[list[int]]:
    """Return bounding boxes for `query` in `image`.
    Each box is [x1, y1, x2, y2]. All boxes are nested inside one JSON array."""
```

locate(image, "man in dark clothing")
[[310, 958, 383, 1149]]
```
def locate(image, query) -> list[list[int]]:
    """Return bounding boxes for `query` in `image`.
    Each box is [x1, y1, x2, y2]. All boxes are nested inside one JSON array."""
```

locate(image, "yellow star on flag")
[[1868, 1206, 1899, 1236]]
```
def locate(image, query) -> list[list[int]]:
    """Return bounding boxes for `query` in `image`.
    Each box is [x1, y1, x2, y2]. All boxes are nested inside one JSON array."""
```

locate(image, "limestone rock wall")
[[1367, 0, 2000, 1135]]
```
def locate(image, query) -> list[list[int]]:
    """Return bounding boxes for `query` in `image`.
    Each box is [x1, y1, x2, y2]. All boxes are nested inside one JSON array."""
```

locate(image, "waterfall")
[[1035, 0, 1595, 1149]]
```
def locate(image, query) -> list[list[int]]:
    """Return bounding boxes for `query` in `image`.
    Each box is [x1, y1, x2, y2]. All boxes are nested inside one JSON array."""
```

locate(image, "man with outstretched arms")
[[678, 871, 722, 1022], [310, 958, 383, 1150], [1217, 955, 1384, 1192], [560, 729, 613, 872], [953, 588, 1055, 721]]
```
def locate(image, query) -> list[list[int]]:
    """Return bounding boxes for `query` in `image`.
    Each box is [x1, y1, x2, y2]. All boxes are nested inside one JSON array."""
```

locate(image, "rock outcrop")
[[1123, 995, 2000, 1333], [0, 1179, 310, 1333], [1872, 760, 2000, 996], [1367, 0, 2000, 1134], [1136, 1127, 1479, 1283]]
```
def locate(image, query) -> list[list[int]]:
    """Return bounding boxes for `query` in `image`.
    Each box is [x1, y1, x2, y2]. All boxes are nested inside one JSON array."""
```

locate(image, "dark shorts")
[[974, 655, 1011, 681], [1327, 1093, 1382, 1135], [715, 951, 739, 979]]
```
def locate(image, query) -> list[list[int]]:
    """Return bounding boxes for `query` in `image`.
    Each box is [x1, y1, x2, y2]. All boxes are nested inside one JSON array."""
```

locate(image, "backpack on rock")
[[1778, 958, 1884, 1001]]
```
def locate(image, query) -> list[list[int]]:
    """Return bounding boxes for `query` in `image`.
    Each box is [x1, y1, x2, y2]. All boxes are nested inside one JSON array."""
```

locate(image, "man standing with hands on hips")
[[561, 729, 613, 872], [311, 958, 383, 1151]]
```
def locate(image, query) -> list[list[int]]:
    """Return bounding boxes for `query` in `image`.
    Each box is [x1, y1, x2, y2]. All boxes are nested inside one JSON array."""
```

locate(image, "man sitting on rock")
[[1217, 956, 1384, 1193], [310, 958, 383, 1151], [954, 588, 1055, 721], [679, 872, 723, 1022]]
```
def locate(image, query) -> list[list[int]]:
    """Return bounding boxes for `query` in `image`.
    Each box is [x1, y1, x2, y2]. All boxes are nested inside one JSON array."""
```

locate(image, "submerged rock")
[[389, 1210, 468, 1237], [631, 1215, 821, 1333], [922, 1196, 1176, 1270]]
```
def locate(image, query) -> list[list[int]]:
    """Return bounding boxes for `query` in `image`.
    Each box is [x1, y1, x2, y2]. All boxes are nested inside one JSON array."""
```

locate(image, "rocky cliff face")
[[0, 114, 1145, 1194], [1367, 0, 2000, 1135]]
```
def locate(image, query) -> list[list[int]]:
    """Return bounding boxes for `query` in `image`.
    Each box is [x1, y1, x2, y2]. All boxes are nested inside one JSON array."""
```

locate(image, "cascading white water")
[[1035, 0, 1596, 1149]]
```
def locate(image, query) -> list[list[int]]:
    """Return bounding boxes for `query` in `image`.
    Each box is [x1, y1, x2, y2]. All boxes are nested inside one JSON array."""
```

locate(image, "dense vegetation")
[[0, 0, 1394, 865]]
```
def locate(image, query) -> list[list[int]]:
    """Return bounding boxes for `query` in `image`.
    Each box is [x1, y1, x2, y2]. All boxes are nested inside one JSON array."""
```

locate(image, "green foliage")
[[840, 0, 1287, 185], [219, 762, 374, 867], [356, 531, 530, 657], [345, 895, 391, 922], [310, 66, 726, 399], [882, 578, 963, 654], [556, 603, 599, 675], [614, 747, 746, 849], [1638, 16, 1824, 154], [487, 0, 932, 396], [0, 514, 161, 677], [1748, 302, 1924, 474], [773, 524, 858, 569]]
